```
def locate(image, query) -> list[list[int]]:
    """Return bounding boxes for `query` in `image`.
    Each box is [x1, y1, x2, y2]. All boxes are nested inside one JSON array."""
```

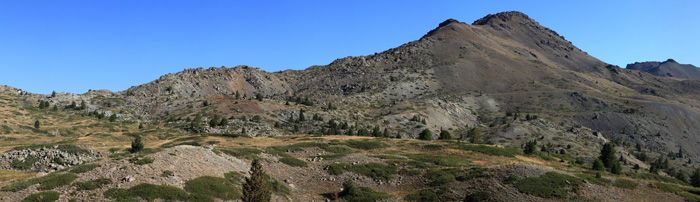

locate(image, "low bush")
[[219, 147, 262, 160], [324, 146, 354, 154], [406, 153, 471, 167], [11, 156, 39, 170], [130, 157, 154, 165], [575, 173, 611, 185], [423, 169, 455, 186], [625, 172, 688, 186], [184, 176, 241, 200], [650, 182, 700, 201], [340, 180, 390, 202], [104, 183, 190, 202], [21, 191, 60, 202], [264, 174, 290, 195], [455, 144, 520, 157], [346, 163, 396, 181], [161, 170, 173, 177], [74, 178, 112, 191], [404, 188, 438, 202], [37, 173, 80, 190], [279, 156, 307, 167], [343, 140, 388, 150], [514, 172, 582, 198], [464, 191, 491, 202], [69, 163, 100, 174], [612, 179, 638, 189]]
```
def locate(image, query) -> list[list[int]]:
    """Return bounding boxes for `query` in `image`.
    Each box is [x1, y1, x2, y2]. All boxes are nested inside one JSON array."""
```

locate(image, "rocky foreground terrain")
[[2, 11, 700, 201]]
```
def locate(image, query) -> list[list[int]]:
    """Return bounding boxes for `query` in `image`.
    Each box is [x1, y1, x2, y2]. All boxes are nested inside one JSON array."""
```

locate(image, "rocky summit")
[[2, 11, 700, 201]]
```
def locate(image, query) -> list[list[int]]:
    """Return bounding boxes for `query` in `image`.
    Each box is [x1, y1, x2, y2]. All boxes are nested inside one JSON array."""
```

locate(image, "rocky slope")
[[627, 59, 700, 80]]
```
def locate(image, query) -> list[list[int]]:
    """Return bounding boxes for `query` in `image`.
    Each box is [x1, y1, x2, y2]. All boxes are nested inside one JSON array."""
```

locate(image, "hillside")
[[3, 11, 700, 201], [627, 59, 700, 80]]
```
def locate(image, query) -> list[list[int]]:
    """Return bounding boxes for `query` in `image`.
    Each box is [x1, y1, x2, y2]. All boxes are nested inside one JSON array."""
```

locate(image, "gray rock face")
[[0, 147, 103, 172]]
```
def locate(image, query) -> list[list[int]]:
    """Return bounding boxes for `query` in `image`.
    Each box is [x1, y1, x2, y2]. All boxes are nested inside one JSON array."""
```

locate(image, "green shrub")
[[13, 144, 89, 155], [279, 156, 307, 167], [74, 178, 112, 191], [22, 191, 60, 202], [504, 175, 518, 184], [398, 169, 422, 176], [343, 140, 389, 150], [131, 157, 154, 165], [185, 176, 241, 200], [36, 173, 80, 190], [69, 163, 100, 173], [455, 144, 520, 157], [104, 183, 190, 202], [346, 162, 397, 181], [406, 153, 471, 167], [575, 173, 611, 185], [340, 180, 390, 202], [464, 191, 491, 202], [264, 174, 290, 195], [625, 172, 689, 185], [613, 179, 638, 189], [514, 172, 582, 198], [11, 156, 39, 170], [650, 182, 700, 201], [220, 147, 262, 160], [324, 146, 354, 154], [325, 163, 348, 175], [404, 189, 438, 202], [161, 170, 173, 177], [424, 169, 455, 186]]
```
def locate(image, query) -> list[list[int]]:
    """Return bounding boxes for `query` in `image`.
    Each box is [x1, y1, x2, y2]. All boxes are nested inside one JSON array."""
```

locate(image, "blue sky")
[[1, 1, 698, 94]]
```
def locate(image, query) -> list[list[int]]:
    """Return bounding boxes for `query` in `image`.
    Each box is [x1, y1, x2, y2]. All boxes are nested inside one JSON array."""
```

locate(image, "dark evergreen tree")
[[691, 168, 700, 187], [439, 130, 452, 140], [372, 126, 381, 137], [677, 170, 689, 184], [109, 114, 117, 122], [599, 142, 617, 169], [51, 91, 56, 98], [357, 128, 370, 136], [383, 128, 390, 138], [298, 109, 305, 122], [243, 159, 271, 202], [592, 158, 605, 171], [419, 129, 432, 141], [130, 135, 144, 153], [34, 120, 40, 129], [468, 128, 480, 144], [524, 140, 537, 155]]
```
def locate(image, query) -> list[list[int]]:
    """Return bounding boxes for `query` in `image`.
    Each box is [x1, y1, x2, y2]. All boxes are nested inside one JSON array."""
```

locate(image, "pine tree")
[[372, 126, 381, 137], [468, 128, 480, 144], [419, 129, 432, 141], [592, 158, 605, 171], [599, 142, 617, 169], [109, 114, 117, 122], [220, 118, 228, 127], [524, 140, 537, 154], [298, 109, 305, 122], [51, 91, 56, 98], [610, 161, 622, 174], [52, 105, 58, 111], [439, 129, 452, 140], [243, 159, 271, 202], [34, 120, 40, 129], [130, 135, 144, 153], [677, 170, 689, 184], [383, 128, 390, 138], [138, 123, 144, 129], [691, 168, 700, 187]]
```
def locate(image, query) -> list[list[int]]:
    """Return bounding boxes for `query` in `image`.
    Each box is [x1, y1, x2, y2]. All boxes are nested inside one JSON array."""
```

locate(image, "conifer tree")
[[34, 120, 40, 129], [419, 129, 432, 141], [51, 91, 56, 98], [439, 129, 451, 140], [599, 142, 617, 169], [243, 159, 271, 202], [691, 168, 700, 187], [130, 135, 144, 153]]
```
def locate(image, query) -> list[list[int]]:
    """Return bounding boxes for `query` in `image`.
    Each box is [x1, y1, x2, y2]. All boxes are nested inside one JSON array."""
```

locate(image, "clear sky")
[[1, 1, 698, 94]]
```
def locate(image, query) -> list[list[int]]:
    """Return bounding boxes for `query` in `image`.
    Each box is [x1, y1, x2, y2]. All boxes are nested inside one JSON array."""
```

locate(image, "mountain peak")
[[472, 11, 533, 26], [664, 58, 678, 63], [422, 18, 464, 38]]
